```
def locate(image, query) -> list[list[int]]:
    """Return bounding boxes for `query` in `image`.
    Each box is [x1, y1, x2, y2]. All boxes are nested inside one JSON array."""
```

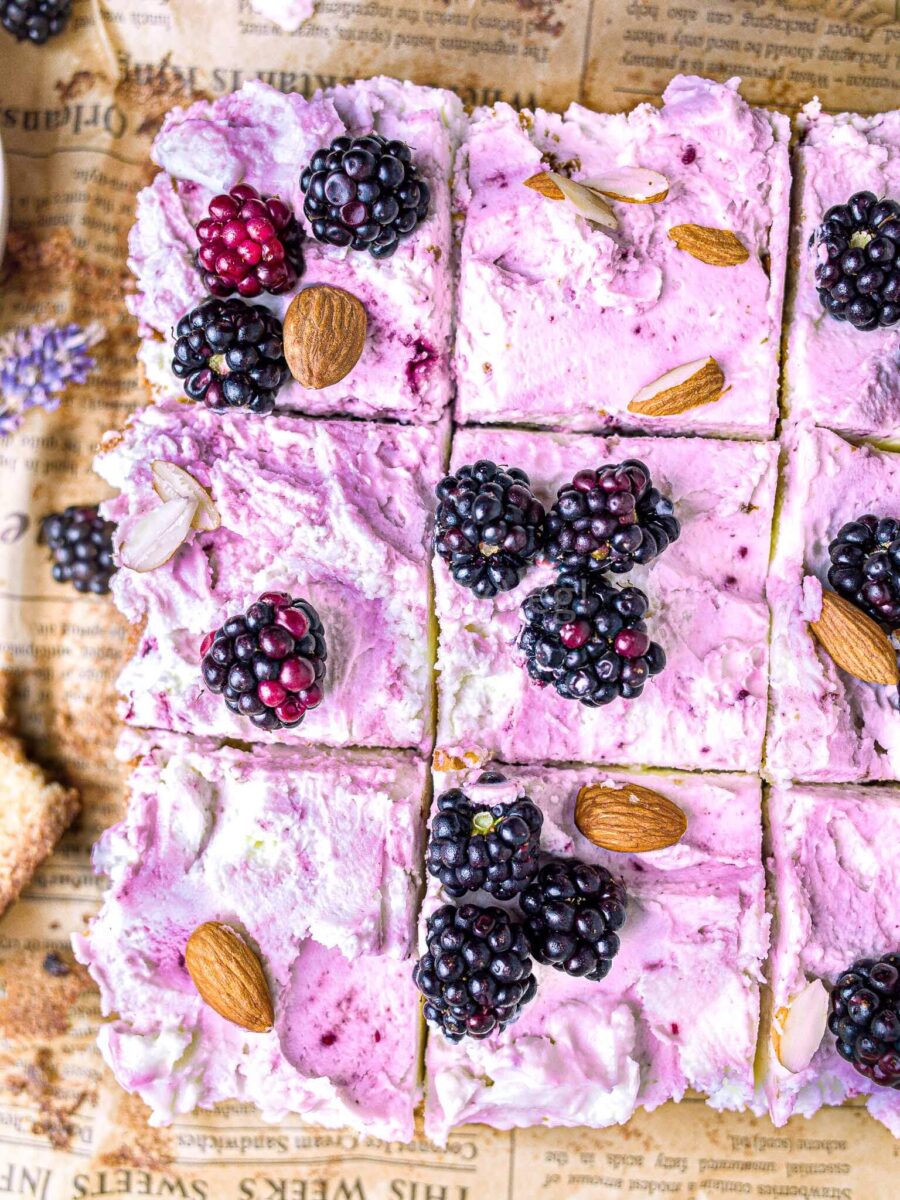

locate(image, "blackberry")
[[519, 573, 666, 706], [172, 299, 289, 416], [195, 184, 304, 298], [413, 903, 537, 1041], [434, 460, 545, 599], [828, 514, 900, 627], [41, 506, 116, 595], [426, 772, 543, 900], [812, 191, 900, 330], [200, 592, 326, 730], [519, 858, 627, 982], [1, 0, 70, 43], [300, 133, 430, 259], [827, 953, 900, 1089], [544, 459, 679, 577]]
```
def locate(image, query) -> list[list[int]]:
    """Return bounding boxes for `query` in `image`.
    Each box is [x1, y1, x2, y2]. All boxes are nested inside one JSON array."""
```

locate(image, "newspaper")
[[0, 0, 897, 1195]]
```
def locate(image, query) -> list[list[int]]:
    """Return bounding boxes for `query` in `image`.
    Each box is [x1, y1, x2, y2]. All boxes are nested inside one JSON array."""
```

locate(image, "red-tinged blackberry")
[[426, 772, 543, 901], [200, 592, 326, 730], [544, 459, 679, 578], [827, 514, 900, 627], [519, 858, 627, 982], [828, 953, 900, 1089], [1, 0, 70, 43], [172, 299, 289, 416], [299, 133, 430, 259], [195, 184, 304, 298], [41, 505, 116, 595], [413, 903, 537, 1042], [519, 572, 666, 707], [434, 460, 546, 599], [812, 192, 900, 330]]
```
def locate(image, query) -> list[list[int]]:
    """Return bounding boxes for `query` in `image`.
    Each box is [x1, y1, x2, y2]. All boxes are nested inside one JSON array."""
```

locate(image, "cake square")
[[435, 426, 777, 773], [785, 102, 900, 440], [130, 77, 465, 424], [763, 782, 900, 1137], [766, 425, 900, 783], [96, 400, 447, 751], [421, 764, 768, 1143], [453, 75, 789, 438], [73, 738, 426, 1138]]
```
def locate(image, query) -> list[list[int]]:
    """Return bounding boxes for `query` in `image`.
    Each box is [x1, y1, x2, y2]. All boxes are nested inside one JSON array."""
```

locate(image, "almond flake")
[[119, 496, 198, 573], [628, 357, 727, 417], [582, 167, 669, 204], [151, 460, 220, 532], [668, 224, 749, 267], [523, 171, 618, 232], [523, 172, 565, 200], [773, 978, 829, 1075]]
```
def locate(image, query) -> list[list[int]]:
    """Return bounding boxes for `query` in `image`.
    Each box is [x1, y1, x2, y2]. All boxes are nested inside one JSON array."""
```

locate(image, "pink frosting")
[[435, 426, 777, 772], [423, 764, 768, 1143], [767, 425, 900, 782], [786, 102, 900, 440], [128, 78, 464, 423], [73, 739, 424, 1136], [454, 76, 790, 437], [94, 400, 448, 751], [765, 783, 900, 1136]]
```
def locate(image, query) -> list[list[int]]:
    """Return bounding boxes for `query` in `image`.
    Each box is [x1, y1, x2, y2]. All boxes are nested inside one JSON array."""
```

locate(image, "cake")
[[453, 75, 790, 438], [421, 765, 768, 1144], [95, 400, 447, 751], [435, 426, 777, 772], [784, 102, 900, 441], [129, 78, 464, 424], [766, 425, 900, 783], [764, 782, 900, 1137], [73, 738, 426, 1137]]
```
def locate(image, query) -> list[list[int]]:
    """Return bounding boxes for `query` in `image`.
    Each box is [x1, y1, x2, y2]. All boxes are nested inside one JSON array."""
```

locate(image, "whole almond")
[[809, 590, 899, 686], [575, 782, 687, 853], [283, 285, 367, 390], [185, 922, 274, 1033], [668, 224, 749, 267], [628, 357, 727, 417]]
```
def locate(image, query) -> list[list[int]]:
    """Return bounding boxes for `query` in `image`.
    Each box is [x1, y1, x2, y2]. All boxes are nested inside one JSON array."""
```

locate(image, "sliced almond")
[[772, 978, 829, 1074], [628, 357, 727, 417], [809, 590, 899, 686], [118, 496, 198, 573], [523, 171, 565, 200], [575, 781, 687, 853], [668, 224, 749, 267], [185, 922, 273, 1033], [523, 170, 618, 232], [151, 461, 220, 532], [283, 284, 367, 391], [582, 167, 669, 204]]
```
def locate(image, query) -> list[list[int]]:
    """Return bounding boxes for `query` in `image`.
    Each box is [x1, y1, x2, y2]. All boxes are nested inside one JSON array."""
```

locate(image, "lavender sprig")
[[0, 321, 104, 437]]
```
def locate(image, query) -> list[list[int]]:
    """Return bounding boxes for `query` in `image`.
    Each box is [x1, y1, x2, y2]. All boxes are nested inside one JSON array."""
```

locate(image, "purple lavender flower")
[[0, 321, 103, 437]]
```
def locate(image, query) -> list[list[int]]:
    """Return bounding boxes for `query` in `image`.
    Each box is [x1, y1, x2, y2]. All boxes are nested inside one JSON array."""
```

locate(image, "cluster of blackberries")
[[200, 591, 326, 730], [1, 0, 70, 44], [171, 299, 290, 415], [519, 572, 666, 707], [433, 461, 545, 598], [414, 771, 628, 1042], [828, 954, 900, 1089], [300, 133, 430, 258], [812, 191, 900, 331], [828, 514, 900, 628], [41, 505, 116, 595]]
